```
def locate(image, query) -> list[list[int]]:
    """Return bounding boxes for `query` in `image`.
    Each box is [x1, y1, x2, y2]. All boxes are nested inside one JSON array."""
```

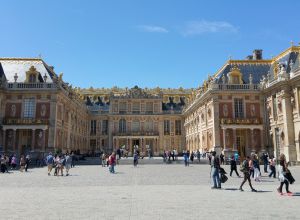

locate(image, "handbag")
[[285, 172, 295, 184]]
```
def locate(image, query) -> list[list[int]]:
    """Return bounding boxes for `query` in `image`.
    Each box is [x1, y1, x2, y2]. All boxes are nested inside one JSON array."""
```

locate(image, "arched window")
[[119, 119, 126, 133]]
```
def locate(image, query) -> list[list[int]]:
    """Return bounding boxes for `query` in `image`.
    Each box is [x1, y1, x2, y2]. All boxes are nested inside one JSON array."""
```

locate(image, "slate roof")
[[0, 58, 54, 83], [215, 62, 271, 84]]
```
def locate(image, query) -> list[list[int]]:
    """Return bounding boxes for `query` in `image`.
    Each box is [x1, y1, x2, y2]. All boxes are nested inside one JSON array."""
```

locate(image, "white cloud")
[[182, 20, 238, 36], [137, 25, 169, 33]]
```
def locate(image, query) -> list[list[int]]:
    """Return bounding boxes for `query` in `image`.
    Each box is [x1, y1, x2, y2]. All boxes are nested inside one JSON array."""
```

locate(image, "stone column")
[[13, 129, 17, 153], [43, 129, 47, 152], [260, 129, 265, 152], [31, 129, 35, 151], [250, 129, 255, 153], [233, 128, 237, 150], [222, 128, 226, 150], [2, 129, 6, 152]]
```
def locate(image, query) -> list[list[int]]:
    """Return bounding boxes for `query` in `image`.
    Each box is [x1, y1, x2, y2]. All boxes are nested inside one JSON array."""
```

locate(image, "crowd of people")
[[0, 154, 31, 173], [210, 151, 295, 195]]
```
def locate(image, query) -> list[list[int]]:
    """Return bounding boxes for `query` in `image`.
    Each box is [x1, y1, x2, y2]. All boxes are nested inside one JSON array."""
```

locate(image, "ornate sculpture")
[[10, 104, 16, 117], [223, 104, 228, 117], [250, 104, 256, 117], [40, 104, 47, 117]]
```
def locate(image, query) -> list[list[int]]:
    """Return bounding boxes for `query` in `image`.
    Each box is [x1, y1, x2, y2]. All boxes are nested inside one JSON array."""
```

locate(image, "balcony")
[[220, 118, 262, 125], [112, 131, 159, 136], [3, 118, 49, 125], [216, 84, 259, 91], [7, 83, 57, 90]]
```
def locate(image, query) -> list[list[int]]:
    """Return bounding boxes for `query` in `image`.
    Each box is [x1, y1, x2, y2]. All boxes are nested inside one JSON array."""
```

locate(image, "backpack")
[[240, 160, 246, 172]]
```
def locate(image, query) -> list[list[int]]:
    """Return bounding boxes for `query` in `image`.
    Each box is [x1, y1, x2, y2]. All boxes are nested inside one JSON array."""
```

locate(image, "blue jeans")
[[211, 167, 221, 188], [109, 165, 115, 173]]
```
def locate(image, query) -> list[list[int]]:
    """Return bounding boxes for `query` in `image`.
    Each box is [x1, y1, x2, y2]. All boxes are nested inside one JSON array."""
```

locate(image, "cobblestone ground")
[[0, 163, 300, 220]]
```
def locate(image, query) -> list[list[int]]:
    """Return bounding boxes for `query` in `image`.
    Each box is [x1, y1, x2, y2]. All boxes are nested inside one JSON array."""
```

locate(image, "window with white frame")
[[234, 98, 244, 118], [23, 98, 35, 118]]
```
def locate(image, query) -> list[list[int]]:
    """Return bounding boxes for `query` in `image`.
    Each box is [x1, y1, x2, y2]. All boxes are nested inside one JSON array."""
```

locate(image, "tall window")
[[132, 120, 140, 132], [119, 102, 127, 114], [23, 98, 35, 118], [132, 102, 140, 114], [273, 95, 278, 120], [234, 98, 244, 118], [145, 120, 153, 132], [102, 120, 108, 135], [90, 120, 96, 135], [146, 102, 153, 113], [119, 119, 126, 133], [175, 120, 181, 135], [164, 120, 170, 135]]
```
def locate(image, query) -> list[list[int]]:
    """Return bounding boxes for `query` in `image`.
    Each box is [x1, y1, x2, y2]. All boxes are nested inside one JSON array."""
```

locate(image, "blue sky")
[[1, 0, 300, 88]]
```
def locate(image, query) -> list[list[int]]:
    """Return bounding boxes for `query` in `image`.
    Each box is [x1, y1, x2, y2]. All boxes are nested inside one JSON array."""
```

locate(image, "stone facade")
[[1, 45, 300, 162], [184, 46, 300, 162]]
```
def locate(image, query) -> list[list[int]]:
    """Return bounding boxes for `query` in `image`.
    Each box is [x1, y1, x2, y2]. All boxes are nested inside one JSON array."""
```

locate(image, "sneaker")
[[287, 191, 293, 196], [277, 188, 282, 194], [239, 188, 244, 191], [251, 189, 257, 192], [48, 173, 50, 176], [211, 186, 217, 189]]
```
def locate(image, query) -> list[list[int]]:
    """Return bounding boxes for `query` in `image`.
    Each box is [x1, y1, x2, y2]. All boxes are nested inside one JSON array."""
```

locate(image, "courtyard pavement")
[[0, 162, 299, 220]]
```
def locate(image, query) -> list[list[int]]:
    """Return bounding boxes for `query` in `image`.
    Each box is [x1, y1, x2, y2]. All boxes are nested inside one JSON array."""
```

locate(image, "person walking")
[[20, 155, 26, 172], [101, 153, 106, 167], [211, 151, 221, 189], [190, 151, 194, 164], [11, 154, 17, 170], [239, 156, 257, 192], [183, 151, 189, 167], [71, 152, 75, 168], [25, 154, 30, 172], [269, 156, 276, 178], [277, 154, 292, 195], [196, 150, 201, 164], [46, 152, 54, 176], [133, 152, 138, 167], [108, 152, 116, 173], [253, 155, 260, 182], [65, 153, 72, 176], [220, 153, 225, 165], [230, 156, 240, 177], [0, 155, 7, 173], [262, 153, 269, 173]]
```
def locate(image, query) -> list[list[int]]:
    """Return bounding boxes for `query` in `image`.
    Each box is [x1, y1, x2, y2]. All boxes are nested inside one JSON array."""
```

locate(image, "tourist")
[[108, 152, 116, 173], [101, 153, 106, 167], [25, 154, 30, 172], [54, 155, 60, 176], [46, 152, 54, 176], [11, 154, 17, 170], [262, 153, 269, 173], [0, 155, 7, 173], [269, 156, 276, 178], [133, 152, 138, 167], [190, 151, 194, 163], [208, 153, 212, 165], [71, 152, 76, 168], [183, 151, 189, 166], [20, 155, 26, 172], [239, 156, 257, 192], [253, 154, 260, 182], [277, 154, 292, 195], [65, 153, 72, 176], [249, 154, 254, 178], [230, 155, 240, 177], [211, 151, 221, 189], [196, 150, 201, 163], [220, 153, 225, 165]]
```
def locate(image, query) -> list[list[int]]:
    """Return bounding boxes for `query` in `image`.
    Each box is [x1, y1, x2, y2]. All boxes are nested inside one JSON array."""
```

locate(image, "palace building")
[[0, 44, 300, 162]]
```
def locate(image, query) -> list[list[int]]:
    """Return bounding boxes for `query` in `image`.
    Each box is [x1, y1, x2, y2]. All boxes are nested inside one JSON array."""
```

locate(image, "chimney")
[[253, 49, 263, 60]]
